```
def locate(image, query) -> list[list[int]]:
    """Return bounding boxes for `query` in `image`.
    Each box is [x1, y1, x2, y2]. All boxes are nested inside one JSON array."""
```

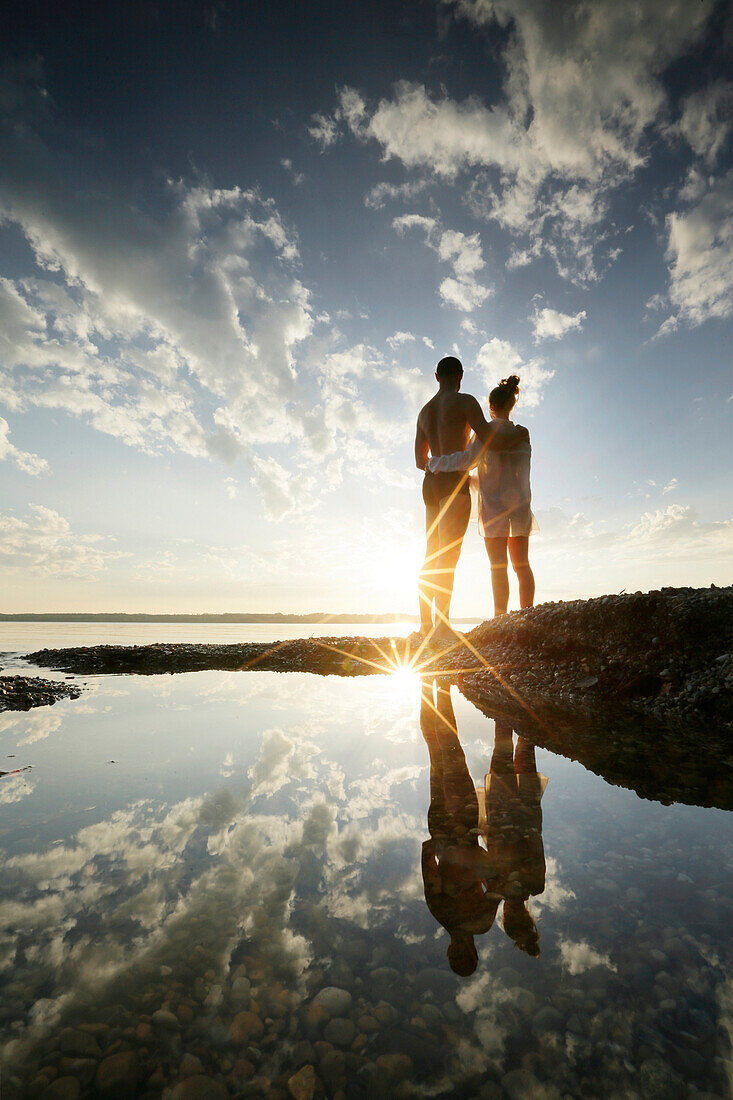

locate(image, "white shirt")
[[427, 423, 537, 538]]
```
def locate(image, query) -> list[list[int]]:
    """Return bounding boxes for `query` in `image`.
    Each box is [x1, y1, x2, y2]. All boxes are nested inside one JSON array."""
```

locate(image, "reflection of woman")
[[428, 374, 537, 616], [480, 719, 547, 956], [419, 679, 548, 973], [419, 679, 499, 976]]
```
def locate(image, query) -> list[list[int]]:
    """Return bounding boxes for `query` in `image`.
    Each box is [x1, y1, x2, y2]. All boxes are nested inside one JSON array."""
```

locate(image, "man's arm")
[[428, 435, 482, 474], [415, 419, 429, 471], [463, 396, 529, 452]]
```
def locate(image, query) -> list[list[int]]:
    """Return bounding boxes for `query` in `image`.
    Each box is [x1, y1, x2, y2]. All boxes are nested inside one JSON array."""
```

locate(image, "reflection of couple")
[[415, 355, 537, 641], [419, 678, 546, 975]]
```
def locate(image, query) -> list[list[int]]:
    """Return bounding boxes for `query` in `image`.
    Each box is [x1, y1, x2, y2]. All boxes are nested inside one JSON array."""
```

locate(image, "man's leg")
[[508, 536, 535, 609], [484, 537, 509, 616], [434, 491, 471, 635], [418, 503, 440, 632]]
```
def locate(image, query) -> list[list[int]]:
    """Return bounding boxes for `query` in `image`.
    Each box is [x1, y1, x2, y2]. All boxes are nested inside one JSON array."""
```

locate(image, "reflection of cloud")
[[559, 939, 616, 975], [247, 727, 318, 798], [0, 770, 35, 805], [0, 708, 63, 745], [533, 857, 575, 912]]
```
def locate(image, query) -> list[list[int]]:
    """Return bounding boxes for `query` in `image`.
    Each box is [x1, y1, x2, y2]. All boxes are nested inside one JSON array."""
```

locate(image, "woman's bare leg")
[[485, 537, 509, 616], [508, 536, 535, 609]]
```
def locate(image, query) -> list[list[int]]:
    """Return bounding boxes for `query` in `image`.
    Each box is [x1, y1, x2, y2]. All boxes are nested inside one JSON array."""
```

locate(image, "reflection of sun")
[[388, 663, 420, 700]]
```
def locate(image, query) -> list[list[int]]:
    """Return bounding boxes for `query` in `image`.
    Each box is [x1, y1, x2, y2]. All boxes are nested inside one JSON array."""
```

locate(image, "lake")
[[0, 663, 731, 1098], [0, 622, 427, 656]]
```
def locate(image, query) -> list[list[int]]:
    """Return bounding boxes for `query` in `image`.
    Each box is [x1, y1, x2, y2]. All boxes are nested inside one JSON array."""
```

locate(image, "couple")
[[420, 678, 546, 976], [415, 355, 536, 641]]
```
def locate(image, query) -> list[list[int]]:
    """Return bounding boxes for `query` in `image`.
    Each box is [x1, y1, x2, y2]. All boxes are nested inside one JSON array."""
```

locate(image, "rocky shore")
[[0, 675, 81, 712], [19, 586, 733, 807], [23, 586, 732, 728]]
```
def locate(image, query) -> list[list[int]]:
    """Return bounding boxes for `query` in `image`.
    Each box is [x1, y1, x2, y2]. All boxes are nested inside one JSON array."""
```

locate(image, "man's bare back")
[[416, 391, 477, 463]]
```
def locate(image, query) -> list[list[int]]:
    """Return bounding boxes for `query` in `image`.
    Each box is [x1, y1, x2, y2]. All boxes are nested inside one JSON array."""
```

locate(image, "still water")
[[0, 622, 424, 655], [0, 668, 731, 1098]]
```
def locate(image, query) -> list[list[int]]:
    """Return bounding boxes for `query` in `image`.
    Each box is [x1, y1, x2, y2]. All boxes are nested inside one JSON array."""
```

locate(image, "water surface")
[[0, 670, 731, 1098]]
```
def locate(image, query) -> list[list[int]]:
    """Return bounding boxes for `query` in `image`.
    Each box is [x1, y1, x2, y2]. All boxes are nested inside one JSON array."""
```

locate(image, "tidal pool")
[[0, 669, 731, 1098]]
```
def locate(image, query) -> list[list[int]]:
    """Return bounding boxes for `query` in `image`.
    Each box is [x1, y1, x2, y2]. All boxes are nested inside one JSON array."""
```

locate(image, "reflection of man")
[[414, 356, 528, 641], [419, 678, 499, 976], [481, 719, 547, 957]]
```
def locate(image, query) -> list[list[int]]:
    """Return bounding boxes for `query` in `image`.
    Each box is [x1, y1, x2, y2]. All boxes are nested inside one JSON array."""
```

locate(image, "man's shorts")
[[422, 470, 470, 508]]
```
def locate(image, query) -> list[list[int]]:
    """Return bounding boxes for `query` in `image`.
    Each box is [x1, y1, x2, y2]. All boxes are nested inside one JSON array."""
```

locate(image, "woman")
[[428, 374, 536, 616]]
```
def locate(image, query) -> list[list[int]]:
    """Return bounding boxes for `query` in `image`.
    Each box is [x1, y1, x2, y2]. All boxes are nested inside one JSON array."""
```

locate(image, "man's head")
[[436, 355, 463, 390], [447, 929, 478, 976]]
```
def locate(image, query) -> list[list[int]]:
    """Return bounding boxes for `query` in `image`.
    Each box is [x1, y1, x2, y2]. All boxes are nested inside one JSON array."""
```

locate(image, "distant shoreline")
[[0, 613, 482, 624]]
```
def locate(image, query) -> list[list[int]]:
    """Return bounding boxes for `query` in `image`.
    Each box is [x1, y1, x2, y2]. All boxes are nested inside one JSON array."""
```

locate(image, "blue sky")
[[0, 0, 731, 614]]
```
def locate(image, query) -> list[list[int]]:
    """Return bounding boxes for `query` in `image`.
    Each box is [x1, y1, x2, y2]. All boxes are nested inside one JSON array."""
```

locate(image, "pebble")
[[43, 1079, 80, 1100], [179, 1054, 205, 1078], [58, 1028, 101, 1059], [287, 1064, 319, 1100], [375, 1053, 413, 1082], [311, 987, 353, 1016], [151, 1009, 179, 1030], [95, 1051, 139, 1096], [502, 1069, 542, 1099], [169, 1076, 228, 1100], [323, 1017, 356, 1047], [230, 1011, 265, 1045], [532, 1005, 564, 1033]]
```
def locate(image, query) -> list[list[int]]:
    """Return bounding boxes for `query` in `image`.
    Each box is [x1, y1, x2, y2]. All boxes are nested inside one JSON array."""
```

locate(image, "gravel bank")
[[0, 675, 81, 712], [24, 586, 732, 730]]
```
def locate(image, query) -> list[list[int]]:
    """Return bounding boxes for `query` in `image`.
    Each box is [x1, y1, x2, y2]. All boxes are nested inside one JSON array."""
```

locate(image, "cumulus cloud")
[[475, 337, 554, 407], [393, 216, 492, 311], [249, 457, 317, 522], [531, 307, 586, 343], [323, 1, 712, 281], [559, 939, 616, 975], [0, 415, 48, 475], [0, 67, 443, 523], [659, 169, 733, 333], [386, 331, 416, 349], [0, 505, 125, 577]]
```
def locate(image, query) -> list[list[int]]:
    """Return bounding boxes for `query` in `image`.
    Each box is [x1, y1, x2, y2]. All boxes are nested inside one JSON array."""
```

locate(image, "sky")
[[0, 0, 731, 616]]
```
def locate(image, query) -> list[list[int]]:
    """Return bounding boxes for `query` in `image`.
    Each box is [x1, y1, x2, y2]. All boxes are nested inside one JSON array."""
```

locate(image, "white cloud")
[[327, 2, 712, 281], [386, 331, 416, 349], [677, 80, 733, 166], [249, 457, 316, 522], [475, 337, 554, 407], [364, 180, 429, 209], [393, 217, 492, 312], [559, 939, 616, 976], [0, 505, 125, 577], [0, 416, 48, 475], [308, 113, 340, 148], [659, 169, 733, 333], [662, 477, 678, 496], [280, 158, 305, 185], [223, 476, 239, 500], [531, 307, 586, 343]]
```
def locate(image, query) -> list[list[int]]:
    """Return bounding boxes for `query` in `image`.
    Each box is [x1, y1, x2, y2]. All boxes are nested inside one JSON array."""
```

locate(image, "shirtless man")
[[415, 356, 527, 640]]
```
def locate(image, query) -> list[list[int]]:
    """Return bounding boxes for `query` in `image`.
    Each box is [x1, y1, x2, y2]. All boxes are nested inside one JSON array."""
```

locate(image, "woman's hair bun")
[[499, 374, 520, 395], [489, 373, 520, 409]]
